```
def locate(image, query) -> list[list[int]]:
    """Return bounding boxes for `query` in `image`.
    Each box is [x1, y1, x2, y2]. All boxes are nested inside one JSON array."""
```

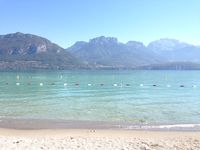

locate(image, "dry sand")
[[0, 129, 200, 150]]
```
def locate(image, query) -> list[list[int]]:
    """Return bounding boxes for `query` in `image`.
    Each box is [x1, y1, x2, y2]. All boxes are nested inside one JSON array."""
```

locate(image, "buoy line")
[[2, 82, 198, 88]]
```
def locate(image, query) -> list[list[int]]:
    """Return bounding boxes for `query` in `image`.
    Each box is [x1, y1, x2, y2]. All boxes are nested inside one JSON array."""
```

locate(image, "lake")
[[0, 70, 200, 129]]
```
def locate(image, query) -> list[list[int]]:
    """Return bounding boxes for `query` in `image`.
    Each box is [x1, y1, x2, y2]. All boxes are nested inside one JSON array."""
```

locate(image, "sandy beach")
[[0, 128, 200, 150]]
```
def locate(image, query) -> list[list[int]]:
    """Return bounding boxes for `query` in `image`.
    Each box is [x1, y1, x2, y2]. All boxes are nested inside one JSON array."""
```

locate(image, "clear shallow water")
[[0, 70, 200, 125]]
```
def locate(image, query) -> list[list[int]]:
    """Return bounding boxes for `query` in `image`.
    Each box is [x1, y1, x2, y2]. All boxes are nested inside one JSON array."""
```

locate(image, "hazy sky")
[[0, 0, 199, 48]]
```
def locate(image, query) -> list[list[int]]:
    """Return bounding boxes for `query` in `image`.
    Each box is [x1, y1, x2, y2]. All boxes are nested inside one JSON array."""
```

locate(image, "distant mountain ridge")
[[0, 32, 200, 70], [67, 36, 161, 68], [148, 39, 200, 62], [0, 32, 85, 70], [67, 36, 200, 69]]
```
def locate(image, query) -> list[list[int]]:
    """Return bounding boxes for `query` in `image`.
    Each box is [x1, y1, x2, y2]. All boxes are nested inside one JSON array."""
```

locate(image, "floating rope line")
[[3, 82, 197, 88]]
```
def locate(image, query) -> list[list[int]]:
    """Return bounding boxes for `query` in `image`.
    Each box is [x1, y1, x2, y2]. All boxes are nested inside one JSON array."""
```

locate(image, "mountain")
[[0, 32, 85, 70], [67, 36, 161, 68], [1, 33, 200, 70], [148, 39, 200, 62]]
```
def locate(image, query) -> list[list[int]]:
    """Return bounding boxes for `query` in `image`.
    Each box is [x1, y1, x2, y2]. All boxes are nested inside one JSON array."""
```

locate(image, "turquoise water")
[[0, 70, 200, 125]]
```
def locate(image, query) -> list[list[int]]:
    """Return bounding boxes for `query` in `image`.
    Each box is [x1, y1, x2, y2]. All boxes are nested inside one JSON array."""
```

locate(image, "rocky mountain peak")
[[126, 41, 145, 49], [89, 36, 118, 45], [148, 38, 189, 51]]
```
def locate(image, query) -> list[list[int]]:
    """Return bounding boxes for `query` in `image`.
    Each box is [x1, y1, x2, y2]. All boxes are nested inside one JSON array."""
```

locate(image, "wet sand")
[[1, 118, 200, 131]]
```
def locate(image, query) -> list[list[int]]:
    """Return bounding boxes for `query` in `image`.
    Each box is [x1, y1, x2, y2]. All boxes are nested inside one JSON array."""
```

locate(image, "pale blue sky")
[[0, 0, 200, 48]]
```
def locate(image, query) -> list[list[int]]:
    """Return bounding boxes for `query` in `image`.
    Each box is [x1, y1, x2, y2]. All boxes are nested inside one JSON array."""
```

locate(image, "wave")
[[125, 123, 200, 130]]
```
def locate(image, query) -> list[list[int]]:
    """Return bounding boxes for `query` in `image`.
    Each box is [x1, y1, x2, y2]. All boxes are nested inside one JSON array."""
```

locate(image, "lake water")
[[0, 70, 200, 129]]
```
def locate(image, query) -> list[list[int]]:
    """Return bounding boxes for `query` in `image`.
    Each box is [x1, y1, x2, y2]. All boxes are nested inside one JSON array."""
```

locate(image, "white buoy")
[[140, 84, 144, 87], [167, 85, 171, 88], [16, 83, 20, 86], [64, 83, 67, 86], [40, 83, 43, 86], [193, 85, 197, 88], [113, 84, 118, 87], [88, 84, 92, 86]]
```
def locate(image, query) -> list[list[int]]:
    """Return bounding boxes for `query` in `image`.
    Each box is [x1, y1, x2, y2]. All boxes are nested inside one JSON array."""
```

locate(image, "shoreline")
[[1, 119, 200, 149], [1, 118, 200, 131], [0, 128, 200, 137]]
